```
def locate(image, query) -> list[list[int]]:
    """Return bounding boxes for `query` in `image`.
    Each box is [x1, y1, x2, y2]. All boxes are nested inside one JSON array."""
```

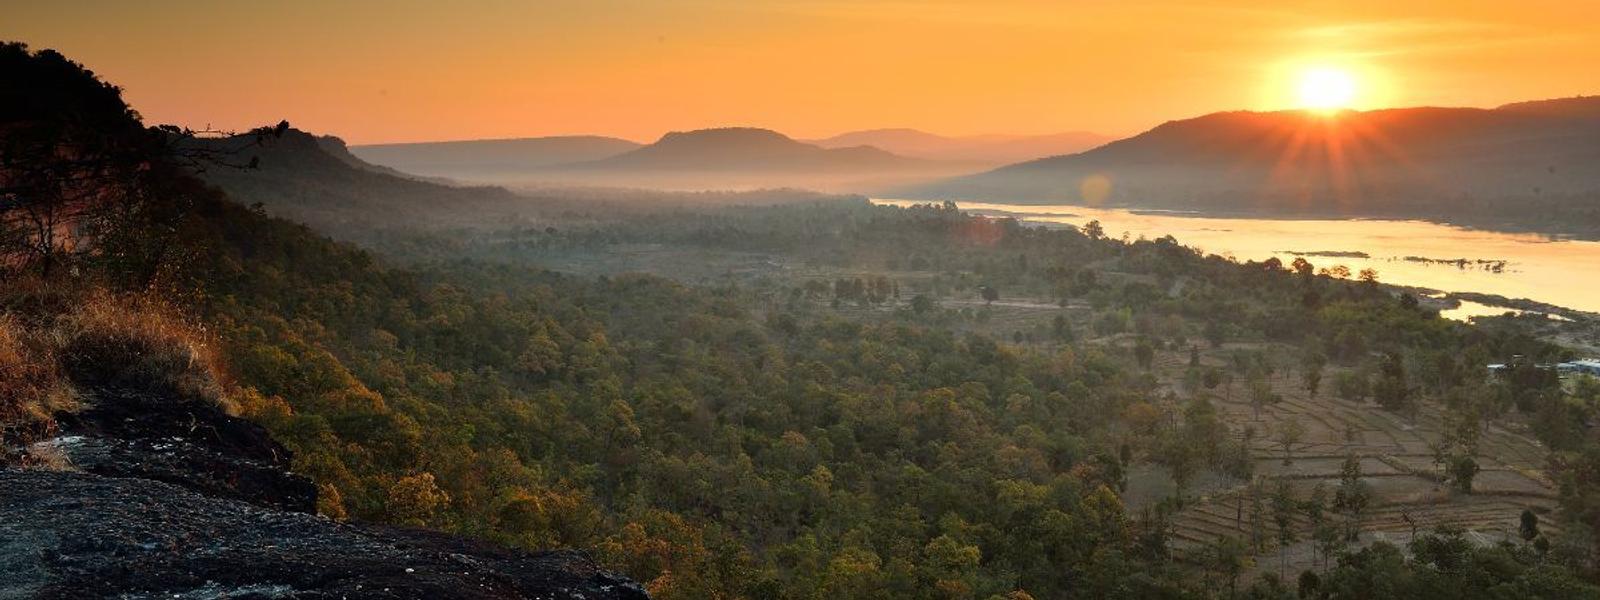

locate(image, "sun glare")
[[1296, 67, 1357, 113]]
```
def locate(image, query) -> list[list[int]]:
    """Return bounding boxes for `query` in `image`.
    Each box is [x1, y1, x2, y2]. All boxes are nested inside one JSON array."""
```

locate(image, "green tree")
[[1277, 419, 1306, 465], [980, 285, 1000, 304], [1372, 353, 1411, 414], [1333, 455, 1370, 542], [1211, 536, 1251, 599], [1519, 508, 1540, 543], [1335, 371, 1369, 403], [1250, 376, 1280, 421], [1135, 339, 1156, 370], [1449, 455, 1479, 494], [1271, 481, 1298, 578], [1301, 350, 1326, 398]]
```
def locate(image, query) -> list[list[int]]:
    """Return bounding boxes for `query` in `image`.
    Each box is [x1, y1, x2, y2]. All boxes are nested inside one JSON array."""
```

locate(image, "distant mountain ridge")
[[809, 128, 1113, 165], [904, 96, 1600, 220], [567, 127, 929, 172], [471, 127, 980, 193], [346, 127, 971, 192], [314, 134, 434, 179], [1496, 94, 1600, 120], [349, 135, 642, 182]]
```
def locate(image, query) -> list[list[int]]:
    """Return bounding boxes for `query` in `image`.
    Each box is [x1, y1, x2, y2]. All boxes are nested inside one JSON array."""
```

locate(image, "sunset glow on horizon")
[[8, 0, 1600, 144]]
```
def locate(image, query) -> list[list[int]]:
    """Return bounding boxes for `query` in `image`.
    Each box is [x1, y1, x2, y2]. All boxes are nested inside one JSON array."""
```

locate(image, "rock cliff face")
[[1, 389, 648, 600]]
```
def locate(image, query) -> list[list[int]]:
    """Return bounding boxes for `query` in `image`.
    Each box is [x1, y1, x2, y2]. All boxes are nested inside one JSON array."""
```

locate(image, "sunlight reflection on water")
[[874, 198, 1600, 317]]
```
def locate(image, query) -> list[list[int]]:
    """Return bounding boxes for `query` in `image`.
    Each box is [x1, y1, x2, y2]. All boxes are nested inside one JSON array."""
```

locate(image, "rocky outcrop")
[[0, 470, 647, 599], [47, 388, 316, 512], [1, 389, 648, 600]]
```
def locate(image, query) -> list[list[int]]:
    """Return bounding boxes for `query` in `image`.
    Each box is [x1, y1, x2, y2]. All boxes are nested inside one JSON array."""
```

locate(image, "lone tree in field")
[[1520, 509, 1541, 543], [1449, 455, 1479, 494], [1276, 419, 1306, 465], [1301, 349, 1326, 398], [979, 284, 999, 304], [1249, 377, 1280, 421], [1427, 439, 1451, 480]]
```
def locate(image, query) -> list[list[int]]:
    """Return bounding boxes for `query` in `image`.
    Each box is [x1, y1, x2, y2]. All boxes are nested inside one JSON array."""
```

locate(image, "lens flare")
[[1079, 174, 1112, 206]]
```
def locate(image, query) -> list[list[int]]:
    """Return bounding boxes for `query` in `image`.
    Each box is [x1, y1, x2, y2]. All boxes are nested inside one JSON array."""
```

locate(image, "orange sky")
[[7, 0, 1600, 144]]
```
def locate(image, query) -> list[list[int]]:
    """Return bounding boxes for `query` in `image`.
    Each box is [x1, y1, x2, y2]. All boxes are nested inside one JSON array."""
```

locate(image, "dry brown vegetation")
[[53, 291, 232, 409], [0, 314, 74, 459], [0, 280, 232, 463]]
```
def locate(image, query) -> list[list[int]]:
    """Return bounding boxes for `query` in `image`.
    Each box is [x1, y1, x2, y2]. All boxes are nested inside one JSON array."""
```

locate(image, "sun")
[[1296, 67, 1357, 113]]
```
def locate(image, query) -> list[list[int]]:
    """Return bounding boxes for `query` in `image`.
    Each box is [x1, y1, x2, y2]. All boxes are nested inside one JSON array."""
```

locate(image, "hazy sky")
[[8, 0, 1600, 144]]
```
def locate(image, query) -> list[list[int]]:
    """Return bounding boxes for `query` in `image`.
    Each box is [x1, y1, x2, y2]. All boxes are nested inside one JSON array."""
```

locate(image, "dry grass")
[[0, 282, 233, 464], [53, 291, 233, 412], [0, 315, 77, 460]]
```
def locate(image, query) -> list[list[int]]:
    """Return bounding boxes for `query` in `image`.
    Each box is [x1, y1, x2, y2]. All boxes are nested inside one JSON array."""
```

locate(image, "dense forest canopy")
[[7, 41, 1600, 600]]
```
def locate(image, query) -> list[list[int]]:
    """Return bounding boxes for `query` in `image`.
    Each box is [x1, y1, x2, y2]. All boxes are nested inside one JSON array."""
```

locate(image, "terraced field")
[[1148, 343, 1557, 575]]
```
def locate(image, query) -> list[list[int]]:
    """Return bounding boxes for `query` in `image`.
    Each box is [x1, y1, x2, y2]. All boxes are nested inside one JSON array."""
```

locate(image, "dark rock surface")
[[50, 388, 316, 512], [2, 388, 648, 599], [0, 470, 648, 599]]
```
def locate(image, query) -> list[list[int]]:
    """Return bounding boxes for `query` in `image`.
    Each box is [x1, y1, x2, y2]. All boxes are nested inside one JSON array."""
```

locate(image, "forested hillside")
[[9, 41, 1600, 600]]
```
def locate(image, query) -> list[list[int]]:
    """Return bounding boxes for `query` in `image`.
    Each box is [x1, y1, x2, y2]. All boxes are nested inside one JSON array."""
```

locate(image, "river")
[[873, 199, 1600, 319]]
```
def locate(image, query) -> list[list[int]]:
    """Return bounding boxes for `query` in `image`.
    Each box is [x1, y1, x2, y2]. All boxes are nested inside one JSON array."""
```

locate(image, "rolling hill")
[[566, 127, 927, 172], [518, 127, 976, 192], [809, 128, 1113, 165], [348, 135, 641, 183], [904, 96, 1600, 224]]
